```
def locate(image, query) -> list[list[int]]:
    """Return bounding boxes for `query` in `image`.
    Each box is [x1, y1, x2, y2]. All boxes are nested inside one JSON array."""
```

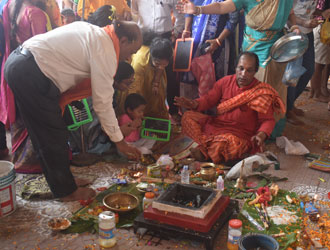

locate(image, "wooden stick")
[[271, 233, 285, 238]]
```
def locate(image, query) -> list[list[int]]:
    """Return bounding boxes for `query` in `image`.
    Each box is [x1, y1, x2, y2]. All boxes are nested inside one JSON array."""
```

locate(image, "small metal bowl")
[[48, 218, 71, 231], [103, 192, 139, 213], [200, 163, 216, 181]]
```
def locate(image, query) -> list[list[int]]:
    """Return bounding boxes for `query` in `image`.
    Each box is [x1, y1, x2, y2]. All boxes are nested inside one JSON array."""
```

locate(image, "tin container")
[[0, 161, 16, 217], [147, 164, 161, 178], [99, 211, 116, 248]]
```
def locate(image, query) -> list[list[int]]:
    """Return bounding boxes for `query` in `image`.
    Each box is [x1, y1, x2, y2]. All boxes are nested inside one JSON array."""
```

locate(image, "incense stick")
[[254, 205, 269, 229], [261, 203, 270, 224]]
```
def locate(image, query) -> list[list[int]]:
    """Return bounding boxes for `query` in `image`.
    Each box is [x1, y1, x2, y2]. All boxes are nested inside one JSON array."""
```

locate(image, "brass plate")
[[270, 33, 308, 62]]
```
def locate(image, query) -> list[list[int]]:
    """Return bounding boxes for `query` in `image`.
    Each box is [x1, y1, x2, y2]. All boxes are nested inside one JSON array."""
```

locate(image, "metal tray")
[[270, 32, 309, 62]]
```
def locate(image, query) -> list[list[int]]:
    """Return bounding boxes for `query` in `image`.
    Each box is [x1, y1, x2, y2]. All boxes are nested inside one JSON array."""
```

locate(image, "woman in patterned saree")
[[181, 0, 239, 94], [177, 0, 299, 113], [0, 0, 51, 173]]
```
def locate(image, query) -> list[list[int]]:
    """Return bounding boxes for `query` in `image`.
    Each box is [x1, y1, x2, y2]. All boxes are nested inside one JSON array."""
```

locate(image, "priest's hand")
[[174, 96, 198, 110], [116, 139, 141, 160], [251, 131, 267, 152]]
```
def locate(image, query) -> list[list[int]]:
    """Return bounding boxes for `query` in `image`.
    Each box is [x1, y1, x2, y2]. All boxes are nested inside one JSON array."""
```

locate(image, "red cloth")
[[118, 114, 140, 142], [195, 75, 277, 142], [191, 53, 216, 97]]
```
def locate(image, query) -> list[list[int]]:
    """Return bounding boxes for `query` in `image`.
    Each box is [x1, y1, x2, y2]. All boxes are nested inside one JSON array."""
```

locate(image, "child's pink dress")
[[118, 114, 156, 154], [118, 114, 140, 142]]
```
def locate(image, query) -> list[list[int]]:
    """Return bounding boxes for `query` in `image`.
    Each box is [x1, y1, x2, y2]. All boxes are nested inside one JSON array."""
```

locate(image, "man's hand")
[[116, 139, 141, 160], [251, 131, 267, 152], [174, 96, 198, 110], [176, 0, 196, 14]]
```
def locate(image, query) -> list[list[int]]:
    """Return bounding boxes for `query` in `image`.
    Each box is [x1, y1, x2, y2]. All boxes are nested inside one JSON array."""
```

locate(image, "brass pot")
[[103, 192, 139, 213], [200, 163, 216, 181]]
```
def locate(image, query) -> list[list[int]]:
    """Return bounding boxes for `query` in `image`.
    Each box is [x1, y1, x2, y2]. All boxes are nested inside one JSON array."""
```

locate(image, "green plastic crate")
[[67, 98, 93, 131], [141, 117, 171, 141]]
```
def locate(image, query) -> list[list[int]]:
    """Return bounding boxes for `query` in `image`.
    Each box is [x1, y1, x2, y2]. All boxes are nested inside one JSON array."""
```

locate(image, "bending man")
[[4, 20, 142, 201], [175, 52, 285, 163]]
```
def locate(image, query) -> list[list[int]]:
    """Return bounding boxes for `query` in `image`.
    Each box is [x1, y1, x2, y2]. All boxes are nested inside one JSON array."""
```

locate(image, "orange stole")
[[217, 82, 286, 116], [58, 25, 120, 113]]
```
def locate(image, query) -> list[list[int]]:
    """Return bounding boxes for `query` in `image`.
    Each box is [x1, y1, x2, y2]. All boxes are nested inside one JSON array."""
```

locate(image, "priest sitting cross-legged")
[[174, 52, 286, 164]]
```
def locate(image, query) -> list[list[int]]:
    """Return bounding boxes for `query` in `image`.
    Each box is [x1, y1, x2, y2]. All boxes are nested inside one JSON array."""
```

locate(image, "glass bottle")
[[227, 219, 242, 250], [99, 211, 116, 248], [143, 192, 155, 210]]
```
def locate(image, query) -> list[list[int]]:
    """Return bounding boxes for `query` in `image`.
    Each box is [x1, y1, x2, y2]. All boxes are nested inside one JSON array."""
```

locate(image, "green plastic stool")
[[67, 98, 93, 131], [141, 117, 171, 142]]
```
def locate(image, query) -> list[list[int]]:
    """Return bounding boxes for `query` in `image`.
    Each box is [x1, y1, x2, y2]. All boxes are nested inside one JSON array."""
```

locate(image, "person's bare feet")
[[321, 86, 329, 97], [170, 113, 182, 125], [286, 110, 304, 126], [292, 106, 304, 116], [190, 147, 206, 161], [60, 187, 96, 202], [313, 94, 329, 103], [74, 177, 92, 187]]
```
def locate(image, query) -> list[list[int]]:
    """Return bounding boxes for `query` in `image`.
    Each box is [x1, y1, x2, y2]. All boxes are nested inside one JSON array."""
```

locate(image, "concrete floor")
[[0, 90, 329, 250]]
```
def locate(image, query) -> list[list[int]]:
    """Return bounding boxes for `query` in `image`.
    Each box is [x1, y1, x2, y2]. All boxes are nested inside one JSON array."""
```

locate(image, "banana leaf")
[[63, 183, 144, 234], [238, 189, 302, 249]]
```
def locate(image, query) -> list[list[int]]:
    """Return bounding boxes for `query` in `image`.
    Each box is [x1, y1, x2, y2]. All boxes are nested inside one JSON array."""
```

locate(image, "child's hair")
[[114, 62, 134, 82], [124, 93, 147, 112], [87, 5, 116, 27], [61, 8, 75, 18], [150, 37, 173, 61]]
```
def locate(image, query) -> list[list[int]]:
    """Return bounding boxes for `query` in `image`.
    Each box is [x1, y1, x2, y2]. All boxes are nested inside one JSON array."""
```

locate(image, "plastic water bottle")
[[217, 175, 224, 191], [181, 165, 190, 184]]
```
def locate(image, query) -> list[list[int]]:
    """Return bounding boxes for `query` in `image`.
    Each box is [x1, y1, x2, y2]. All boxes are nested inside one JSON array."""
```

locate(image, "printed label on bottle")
[[228, 234, 240, 245], [99, 227, 115, 239]]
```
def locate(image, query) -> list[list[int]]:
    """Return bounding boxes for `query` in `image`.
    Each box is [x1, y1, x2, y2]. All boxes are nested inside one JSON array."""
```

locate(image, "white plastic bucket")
[[0, 161, 16, 217]]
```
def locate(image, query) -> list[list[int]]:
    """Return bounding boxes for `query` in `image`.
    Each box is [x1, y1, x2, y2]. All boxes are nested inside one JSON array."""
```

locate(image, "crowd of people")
[[0, 0, 329, 201]]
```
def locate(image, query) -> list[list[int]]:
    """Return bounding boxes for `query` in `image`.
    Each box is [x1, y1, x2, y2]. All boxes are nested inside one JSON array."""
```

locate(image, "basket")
[[141, 117, 171, 142], [66, 98, 93, 131]]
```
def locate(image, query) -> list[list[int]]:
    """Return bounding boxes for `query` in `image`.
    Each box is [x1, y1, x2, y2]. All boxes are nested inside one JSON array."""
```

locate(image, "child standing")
[[119, 93, 155, 154]]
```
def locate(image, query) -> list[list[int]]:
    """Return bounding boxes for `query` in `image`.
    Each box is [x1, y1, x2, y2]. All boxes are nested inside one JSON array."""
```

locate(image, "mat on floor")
[[16, 173, 97, 200]]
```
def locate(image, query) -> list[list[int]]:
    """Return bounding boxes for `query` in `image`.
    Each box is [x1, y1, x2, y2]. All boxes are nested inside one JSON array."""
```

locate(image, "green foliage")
[[239, 189, 302, 249], [64, 183, 144, 234]]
